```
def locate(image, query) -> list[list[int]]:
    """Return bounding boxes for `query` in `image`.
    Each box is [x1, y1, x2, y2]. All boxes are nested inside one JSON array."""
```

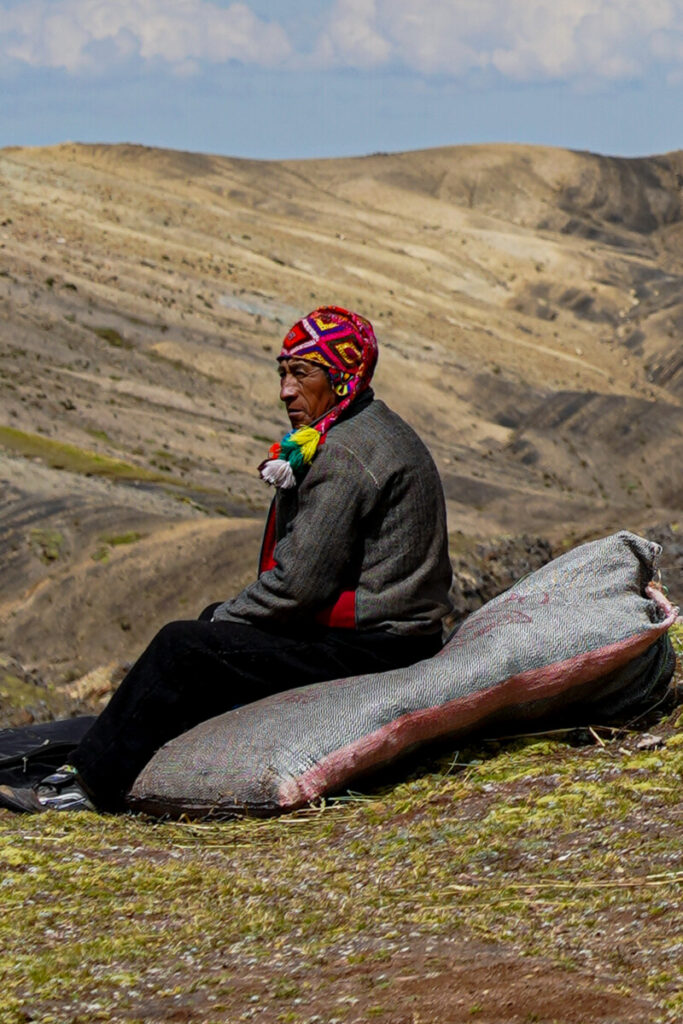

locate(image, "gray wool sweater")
[[212, 390, 453, 635]]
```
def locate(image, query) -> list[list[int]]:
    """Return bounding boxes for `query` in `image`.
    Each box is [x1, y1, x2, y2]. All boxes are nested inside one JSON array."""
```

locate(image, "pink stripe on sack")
[[277, 586, 678, 811]]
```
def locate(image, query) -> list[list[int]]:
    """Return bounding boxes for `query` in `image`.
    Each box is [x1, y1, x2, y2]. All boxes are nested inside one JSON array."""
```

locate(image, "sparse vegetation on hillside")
[[0, 426, 180, 483], [0, 141, 681, 1022], [0, 140, 681, 682]]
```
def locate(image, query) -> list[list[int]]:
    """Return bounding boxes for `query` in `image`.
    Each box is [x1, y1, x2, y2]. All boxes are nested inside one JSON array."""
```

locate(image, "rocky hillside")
[[0, 141, 681, 700]]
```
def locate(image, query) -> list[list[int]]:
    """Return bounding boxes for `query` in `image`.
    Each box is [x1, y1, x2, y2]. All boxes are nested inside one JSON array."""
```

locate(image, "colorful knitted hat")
[[259, 306, 378, 488]]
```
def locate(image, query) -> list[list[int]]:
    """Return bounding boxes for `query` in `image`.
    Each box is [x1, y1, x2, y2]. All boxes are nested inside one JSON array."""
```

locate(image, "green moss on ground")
[[87, 326, 133, 350], [0, 429, 231, 509], [28, 528, 65, 563], [0, 655, 72, 726], [0, 426, 177, 484], [0, 625, 680, 1021], [100, 532, 142, 546], [91, 532, 143, 564], [1, 626, 681, 1023]]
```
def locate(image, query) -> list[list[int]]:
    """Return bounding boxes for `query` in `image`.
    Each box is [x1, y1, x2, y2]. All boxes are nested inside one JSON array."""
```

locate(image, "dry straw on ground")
[[1, 623, 681, 1024]]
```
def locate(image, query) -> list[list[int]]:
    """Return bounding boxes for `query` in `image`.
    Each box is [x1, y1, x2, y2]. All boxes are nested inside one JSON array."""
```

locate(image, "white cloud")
[[0, 0, 292, 73], [314, 0, 683, 82], [316, 0, 391, 67], [4, 0, 683, 83]]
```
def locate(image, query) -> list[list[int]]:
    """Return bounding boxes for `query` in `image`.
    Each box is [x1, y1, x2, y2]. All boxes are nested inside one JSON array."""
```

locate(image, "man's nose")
[[280, 374, 298, 401]]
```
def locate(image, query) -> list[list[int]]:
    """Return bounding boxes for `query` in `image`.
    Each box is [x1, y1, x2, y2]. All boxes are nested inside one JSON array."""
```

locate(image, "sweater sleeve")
[[211, 443, 375, 626]]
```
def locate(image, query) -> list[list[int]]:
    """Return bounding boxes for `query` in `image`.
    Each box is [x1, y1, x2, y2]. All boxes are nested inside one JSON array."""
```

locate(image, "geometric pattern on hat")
[[278, 305, 378, 433], [280, 305, 377, 375], [259, 306, 379, 489]]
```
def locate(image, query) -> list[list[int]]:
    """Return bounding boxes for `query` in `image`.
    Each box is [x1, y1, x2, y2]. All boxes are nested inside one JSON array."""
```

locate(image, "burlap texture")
[[128, 532, 678, 818]]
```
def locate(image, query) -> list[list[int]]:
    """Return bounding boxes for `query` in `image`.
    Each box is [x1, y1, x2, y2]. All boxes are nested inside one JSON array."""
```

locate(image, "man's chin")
[[287, 412, 308, 428]]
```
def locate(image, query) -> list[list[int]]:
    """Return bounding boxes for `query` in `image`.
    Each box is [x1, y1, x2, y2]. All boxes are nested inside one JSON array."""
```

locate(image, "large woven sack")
[[128, 532, 679, 818]]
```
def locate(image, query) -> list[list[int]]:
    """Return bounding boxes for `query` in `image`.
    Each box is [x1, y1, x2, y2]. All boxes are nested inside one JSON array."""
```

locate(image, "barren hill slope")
[[0, 141, 681, 697]]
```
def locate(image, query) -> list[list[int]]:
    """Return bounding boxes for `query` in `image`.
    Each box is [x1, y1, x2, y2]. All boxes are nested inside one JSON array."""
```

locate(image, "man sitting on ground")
[[1, 306, 453, 813]]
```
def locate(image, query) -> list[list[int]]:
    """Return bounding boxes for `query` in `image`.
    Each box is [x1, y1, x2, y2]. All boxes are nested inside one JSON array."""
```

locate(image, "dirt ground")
[[0, 141, 682, 1022], [116, 939, 656, 1024], [1, 661, 681, 1023], [1, 141, 681, 688], [0, 626, 681, 1024]]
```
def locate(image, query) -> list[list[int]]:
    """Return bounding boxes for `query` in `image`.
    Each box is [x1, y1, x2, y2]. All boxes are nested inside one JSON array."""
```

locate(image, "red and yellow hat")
[[278, 305, 378, 403], [259, 306, 379, 489]]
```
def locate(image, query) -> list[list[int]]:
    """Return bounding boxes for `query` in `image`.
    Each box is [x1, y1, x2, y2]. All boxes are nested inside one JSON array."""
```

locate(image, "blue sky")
[[1, 0, 682, 160]]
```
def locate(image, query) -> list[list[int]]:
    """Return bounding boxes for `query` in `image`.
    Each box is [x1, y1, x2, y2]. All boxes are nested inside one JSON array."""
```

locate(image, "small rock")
[[636, 733, 664, 750], [62, 662, 119, 704]]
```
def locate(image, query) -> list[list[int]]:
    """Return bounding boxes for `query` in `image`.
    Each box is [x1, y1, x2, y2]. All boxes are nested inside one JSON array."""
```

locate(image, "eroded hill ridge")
[[0, 141, 681, 698]]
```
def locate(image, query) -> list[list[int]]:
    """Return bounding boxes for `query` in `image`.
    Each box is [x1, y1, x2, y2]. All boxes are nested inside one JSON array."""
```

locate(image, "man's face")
[[278, 357, 338, 428]]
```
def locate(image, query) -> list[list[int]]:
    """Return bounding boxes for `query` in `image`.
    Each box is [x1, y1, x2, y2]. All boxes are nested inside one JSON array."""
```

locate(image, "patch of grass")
[[670, 619, 683, 661], [0, 672, 45, 713], [2, 704, 682, 1019], [88, 325, 133, 349], [28, 527, 64, 563], [98, 531, 143, 547], [0, 623, 680, 1021], [91, 532, 143, 562], [271, 979, 300, 1000], [0, 426, 179, 484], [0, 663, 69, 720]]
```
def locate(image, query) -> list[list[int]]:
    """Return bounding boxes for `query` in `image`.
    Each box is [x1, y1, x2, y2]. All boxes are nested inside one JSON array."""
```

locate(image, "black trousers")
[[71, 608, 442, 811]]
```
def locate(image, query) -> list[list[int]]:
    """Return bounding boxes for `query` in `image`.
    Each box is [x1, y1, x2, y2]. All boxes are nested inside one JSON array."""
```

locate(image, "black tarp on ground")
[[0, 717, 96, 789]]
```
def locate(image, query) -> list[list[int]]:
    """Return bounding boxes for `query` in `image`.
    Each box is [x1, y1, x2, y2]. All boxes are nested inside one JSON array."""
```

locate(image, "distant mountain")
[[0, 141, 680, 696]]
